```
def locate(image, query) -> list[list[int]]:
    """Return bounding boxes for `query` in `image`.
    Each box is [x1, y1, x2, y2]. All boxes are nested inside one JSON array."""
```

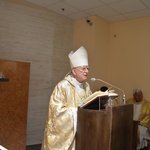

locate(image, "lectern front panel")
[[76, 104, 133, 150]]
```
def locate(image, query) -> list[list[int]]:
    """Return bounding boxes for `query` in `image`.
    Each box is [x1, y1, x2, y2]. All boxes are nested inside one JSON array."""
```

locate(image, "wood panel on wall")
[[0, 59, 30, 150]]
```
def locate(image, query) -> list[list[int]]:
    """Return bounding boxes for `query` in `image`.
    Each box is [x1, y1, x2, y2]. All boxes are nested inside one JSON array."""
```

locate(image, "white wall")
[[0, 0, 73, 145]]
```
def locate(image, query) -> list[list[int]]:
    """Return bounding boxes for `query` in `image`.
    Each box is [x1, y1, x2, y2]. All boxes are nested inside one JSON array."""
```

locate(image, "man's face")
[[72, 66, 89, 83], [133, 91, 143, 102]]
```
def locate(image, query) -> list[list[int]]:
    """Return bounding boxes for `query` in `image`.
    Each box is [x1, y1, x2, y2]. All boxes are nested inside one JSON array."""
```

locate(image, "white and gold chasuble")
[[127, 98, 150, 129], [126, 98, 150, 149], [41, 75, 92, 150]]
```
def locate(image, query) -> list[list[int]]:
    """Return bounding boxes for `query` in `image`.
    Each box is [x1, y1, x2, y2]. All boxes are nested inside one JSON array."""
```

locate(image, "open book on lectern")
[[80, 91, 118, 109]]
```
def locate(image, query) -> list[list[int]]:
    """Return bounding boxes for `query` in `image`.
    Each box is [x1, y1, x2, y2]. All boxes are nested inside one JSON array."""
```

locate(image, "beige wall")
[[74, 16, 150, 102], [109, 17, 150, 101], [73, 16, 110, 92]]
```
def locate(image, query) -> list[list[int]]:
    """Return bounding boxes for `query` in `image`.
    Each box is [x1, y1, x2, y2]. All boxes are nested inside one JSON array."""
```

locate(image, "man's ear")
[[72, 68, 77, 76]]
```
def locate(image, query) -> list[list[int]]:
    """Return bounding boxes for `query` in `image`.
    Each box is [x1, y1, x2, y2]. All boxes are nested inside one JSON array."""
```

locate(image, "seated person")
[[126, 89, 150, 150]]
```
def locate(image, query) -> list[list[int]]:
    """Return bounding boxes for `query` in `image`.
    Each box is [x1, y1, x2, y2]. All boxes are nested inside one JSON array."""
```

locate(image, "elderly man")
[[41, 46, 92, 150], [127, 89, 150, 150]]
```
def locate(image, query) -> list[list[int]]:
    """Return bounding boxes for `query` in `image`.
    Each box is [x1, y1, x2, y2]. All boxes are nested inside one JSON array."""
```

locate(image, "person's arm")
[[45, 81, 77, 149], [139, 101, 150, 130]]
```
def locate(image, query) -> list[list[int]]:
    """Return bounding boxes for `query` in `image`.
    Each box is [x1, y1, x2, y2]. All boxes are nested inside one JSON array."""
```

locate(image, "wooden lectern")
[[76, 103, 133, 150]]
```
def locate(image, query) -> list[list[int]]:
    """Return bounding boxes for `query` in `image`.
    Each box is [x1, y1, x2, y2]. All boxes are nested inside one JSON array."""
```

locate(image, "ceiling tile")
[[85, 5, 119, 18], [109, 0, 147, 13], [25, 0, 150, 22], [124, 9, 150, 19], [46, 2, 79, 15], [98, 0, 124, 4], [26, 0, 63, 7], [64, 0, 104, 10]]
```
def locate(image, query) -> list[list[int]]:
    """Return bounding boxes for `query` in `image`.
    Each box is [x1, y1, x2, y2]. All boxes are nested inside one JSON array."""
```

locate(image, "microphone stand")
[[92, 78, 126, 104]]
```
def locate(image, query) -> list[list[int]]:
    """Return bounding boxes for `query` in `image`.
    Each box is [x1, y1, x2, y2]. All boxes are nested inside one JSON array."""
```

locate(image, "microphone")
[[91, 77, 126, 104]]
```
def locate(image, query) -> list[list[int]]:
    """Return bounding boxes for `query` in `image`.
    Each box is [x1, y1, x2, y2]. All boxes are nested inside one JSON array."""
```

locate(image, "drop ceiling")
[[25, 0, 150, 22]]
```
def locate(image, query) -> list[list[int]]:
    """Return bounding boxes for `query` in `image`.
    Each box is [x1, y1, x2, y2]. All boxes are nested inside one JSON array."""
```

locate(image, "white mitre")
[[68, 46, 88, 68]]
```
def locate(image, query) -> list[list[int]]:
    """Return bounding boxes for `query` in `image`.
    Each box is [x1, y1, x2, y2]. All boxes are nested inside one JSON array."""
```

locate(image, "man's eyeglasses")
[[75, 66, 89, 72]]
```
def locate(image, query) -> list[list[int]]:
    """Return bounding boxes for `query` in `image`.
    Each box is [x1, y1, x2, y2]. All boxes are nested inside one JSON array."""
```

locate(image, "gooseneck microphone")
[[91, 77, 126, 104]]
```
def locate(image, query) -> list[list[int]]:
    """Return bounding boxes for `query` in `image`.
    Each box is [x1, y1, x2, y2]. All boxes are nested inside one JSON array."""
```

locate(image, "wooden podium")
[[76, 104, 133, 150]]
